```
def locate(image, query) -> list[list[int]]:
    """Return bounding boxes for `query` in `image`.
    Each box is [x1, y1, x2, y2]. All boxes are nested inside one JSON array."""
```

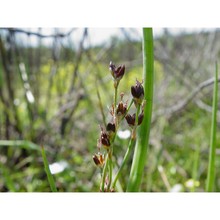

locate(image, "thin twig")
[[153, 77, 220, 122], [1, 28, 76, 38]]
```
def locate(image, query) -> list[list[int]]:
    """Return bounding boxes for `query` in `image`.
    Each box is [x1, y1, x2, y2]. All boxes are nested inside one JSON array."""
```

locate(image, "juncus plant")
[[93, 62, 145, 192]]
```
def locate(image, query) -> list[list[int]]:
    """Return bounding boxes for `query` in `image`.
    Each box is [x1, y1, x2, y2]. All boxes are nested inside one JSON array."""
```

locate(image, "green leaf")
[[0, 140, 40, 151], [41, 145, 58, 192]]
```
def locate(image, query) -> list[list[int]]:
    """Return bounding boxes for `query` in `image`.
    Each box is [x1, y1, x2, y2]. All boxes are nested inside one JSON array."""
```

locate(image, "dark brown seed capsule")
[[125, 113, 136, 126], [109, 61, 125, 81], [93, 153, 105, 167], [106, 122, 116, 133], [93, 154, 101, 166], [131, 80, 144, 103], [125, 112, 144, 126], [101, 131, 110, 147], [116, 101, 127, 116]]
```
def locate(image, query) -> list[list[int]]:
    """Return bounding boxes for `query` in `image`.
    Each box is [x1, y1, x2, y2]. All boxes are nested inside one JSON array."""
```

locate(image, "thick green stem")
[[206, 62, 218, 192], [127, 28, 154, 192]]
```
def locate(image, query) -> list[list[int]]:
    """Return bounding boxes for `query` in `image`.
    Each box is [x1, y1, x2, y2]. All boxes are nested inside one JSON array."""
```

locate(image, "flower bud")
[[106, 122, 116, 140], [109, 61, 125, 86], [125, 113, 136, 127], [116, 101, 127, 116], [93, 153, 105, 167], [125, 112, 144, 127], [106, 122, 116, 133], [131, 80, 144, 105], [100, 127, 111, 148], [93, 154, 100, 166]]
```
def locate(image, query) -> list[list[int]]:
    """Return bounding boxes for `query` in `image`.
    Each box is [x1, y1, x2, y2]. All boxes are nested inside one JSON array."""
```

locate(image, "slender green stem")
[[119, 99, 134, 124], [106, 84, 118, 190], [96, 82, 107, 127], [41, 146, 57, 192], [111, 105, 140, 190], [206, 62, 218, 192], [127, 99, 134, 114], [114, 86, 118, 109], [108, 150, 113, 191], [127, 28, 154, 192], [101, 153, 109, 191], [111, 135, 135, 190]]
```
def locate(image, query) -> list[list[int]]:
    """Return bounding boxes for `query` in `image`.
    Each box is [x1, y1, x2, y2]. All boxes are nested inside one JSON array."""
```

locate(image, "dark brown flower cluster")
[[93, 62, 145, 170], [125, 111, 144, 127], [124, 80, 145, 128]]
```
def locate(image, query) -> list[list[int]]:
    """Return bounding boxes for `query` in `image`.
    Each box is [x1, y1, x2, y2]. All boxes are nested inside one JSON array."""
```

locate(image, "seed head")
[[93, 153, 105, 167], [131, 80, 144, 105], [125, 112, 144, 127], [106, 122, 116, 133], [109, 61, 125, 86], [125, 113, 136, 127], [100, 127, 111, 148], [106, 122, 116, 139], [116, 101, 127, 116]]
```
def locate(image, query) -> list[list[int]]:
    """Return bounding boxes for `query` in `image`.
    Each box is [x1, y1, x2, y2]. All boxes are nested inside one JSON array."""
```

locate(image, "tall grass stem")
[[127, 28, 154, 192], [206, 62, 218, 192], [41, 145, 57, 192]]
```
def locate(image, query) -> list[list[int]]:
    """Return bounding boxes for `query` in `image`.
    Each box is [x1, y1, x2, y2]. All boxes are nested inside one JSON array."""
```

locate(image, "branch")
[[195, 99, 220, 119], [1, 28, 76, 38], [153, 77, 220, 122]]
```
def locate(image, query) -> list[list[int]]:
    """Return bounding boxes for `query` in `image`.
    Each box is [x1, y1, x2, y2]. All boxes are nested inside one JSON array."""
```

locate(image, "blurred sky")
[[17, 28, 215, 47]]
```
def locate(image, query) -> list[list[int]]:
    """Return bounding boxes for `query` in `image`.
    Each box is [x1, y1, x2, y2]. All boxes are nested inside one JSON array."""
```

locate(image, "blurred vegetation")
[[0, 28, 219, 192]]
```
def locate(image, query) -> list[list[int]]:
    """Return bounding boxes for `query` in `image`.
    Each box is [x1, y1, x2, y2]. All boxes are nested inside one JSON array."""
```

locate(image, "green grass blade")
[[0, 140, 40, 151], [41, 145, 58, 192], [206, 62, 219, 192], [127, 28, 154, 192]]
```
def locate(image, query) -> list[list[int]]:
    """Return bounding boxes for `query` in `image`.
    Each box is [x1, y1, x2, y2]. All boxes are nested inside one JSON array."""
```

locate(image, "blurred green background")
[[0, 28, 219, 192]]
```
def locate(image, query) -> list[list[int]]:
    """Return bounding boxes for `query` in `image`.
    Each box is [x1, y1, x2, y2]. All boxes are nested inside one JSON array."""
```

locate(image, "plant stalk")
[[206, 62, 218, 192], [127, 28, 154, 192], [111, 104, 141, 190]]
